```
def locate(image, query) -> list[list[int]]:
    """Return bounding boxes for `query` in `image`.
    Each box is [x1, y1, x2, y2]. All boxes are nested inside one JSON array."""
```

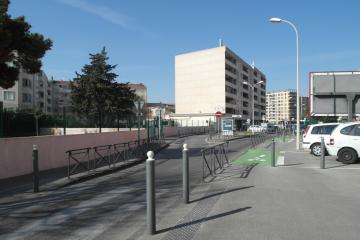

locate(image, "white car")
[[327, 122, 360, 164], [302, 123, 339, 156], [248, 125, 263, 133]]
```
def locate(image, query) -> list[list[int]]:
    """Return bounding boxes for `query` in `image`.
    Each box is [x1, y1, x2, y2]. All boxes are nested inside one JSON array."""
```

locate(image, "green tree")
[[0, 0, 52, 89], [111, 82, 136, 130], [71, 47, 117, 132]]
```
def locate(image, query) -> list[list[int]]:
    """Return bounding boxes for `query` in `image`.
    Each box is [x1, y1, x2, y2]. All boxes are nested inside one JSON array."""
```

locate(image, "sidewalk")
[[146, 138, 360, 240]]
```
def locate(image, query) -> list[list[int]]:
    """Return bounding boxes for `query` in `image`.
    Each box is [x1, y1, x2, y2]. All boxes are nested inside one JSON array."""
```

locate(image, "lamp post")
[[243, 81, 263, 126], [136, 100, 145, 142], [270, 17, 300, 150]]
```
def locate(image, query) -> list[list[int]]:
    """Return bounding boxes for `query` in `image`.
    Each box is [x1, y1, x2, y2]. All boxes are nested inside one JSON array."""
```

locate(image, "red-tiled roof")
[[128, 83, 147, 89]]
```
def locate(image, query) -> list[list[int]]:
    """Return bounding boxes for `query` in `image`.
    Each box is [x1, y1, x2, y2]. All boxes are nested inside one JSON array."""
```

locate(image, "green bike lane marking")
[[233, 149, 280, 166]]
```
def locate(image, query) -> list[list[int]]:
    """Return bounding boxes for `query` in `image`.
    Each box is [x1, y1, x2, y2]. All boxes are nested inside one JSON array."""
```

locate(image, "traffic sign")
[[215, 111, 222, 118]]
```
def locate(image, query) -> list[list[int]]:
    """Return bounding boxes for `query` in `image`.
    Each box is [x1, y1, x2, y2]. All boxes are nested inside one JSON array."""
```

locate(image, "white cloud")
[[58, 0, 129, 27]]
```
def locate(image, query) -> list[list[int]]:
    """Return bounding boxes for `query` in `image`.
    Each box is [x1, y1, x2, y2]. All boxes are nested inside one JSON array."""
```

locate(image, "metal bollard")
[[32, 144, 39, 193], [183, 144, 189, 204], [320, 137, 325, 169], [271, 138, 276, 167], [146, 151, 156, 234], [282, 131, 285, 142]]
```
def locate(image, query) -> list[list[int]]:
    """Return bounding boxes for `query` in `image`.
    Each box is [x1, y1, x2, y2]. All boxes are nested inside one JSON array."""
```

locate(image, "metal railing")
[[250, 133, 268, 148], [201, 141, 229, 181], [65, 137, 165, 178]]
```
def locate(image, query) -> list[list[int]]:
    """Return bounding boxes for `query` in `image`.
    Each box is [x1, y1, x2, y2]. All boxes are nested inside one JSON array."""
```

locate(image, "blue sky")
[[9, 0, 360, 103]]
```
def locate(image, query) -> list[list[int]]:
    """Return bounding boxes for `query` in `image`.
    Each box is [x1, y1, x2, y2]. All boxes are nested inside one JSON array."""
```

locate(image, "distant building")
[[0, 68, 53, 115], [146, 102, 175, 120], [266, 90, 308, 124], [51, 80, 72, 115], [174, 44, 267, 129], [129, 83, 147, 102]]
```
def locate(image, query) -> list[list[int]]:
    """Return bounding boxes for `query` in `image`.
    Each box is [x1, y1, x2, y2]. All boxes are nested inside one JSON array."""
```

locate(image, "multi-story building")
[[266, 89, 304, 124], [146, 102, 175, 120], [129, 83, 147, 102], [51, 80, 72, 115], [175, 44, 267, 129], [0, 68, 53, 115]]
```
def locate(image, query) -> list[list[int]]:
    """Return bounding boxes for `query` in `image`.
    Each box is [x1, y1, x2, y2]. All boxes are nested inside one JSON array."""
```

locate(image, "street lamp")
[[270, 17, 300, 150], [243, 80, 264, 126], [136, 100, 145, 142]]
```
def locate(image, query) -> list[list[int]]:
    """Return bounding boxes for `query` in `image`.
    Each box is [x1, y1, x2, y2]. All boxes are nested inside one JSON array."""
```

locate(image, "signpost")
[[215, 111, 222, 133]]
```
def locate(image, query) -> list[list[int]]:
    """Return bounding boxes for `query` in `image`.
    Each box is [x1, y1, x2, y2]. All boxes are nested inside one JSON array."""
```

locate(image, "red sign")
[[215, 111, 222, 118]]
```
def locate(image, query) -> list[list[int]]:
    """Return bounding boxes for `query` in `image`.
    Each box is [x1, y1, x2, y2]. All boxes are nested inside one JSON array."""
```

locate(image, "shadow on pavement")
[[280, 163, 304, 167], [156, 206, 252, 234], [190, 186, 254, 203]]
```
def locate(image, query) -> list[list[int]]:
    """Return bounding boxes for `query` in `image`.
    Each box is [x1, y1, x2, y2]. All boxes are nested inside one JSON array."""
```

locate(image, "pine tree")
[[71, 47, 117, 132]]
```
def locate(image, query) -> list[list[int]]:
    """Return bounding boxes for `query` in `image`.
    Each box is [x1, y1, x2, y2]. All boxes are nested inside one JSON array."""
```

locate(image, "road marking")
[[276, 156, 285, 166]]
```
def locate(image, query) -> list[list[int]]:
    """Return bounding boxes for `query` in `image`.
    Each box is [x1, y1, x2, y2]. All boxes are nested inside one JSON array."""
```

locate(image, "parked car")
[[327, 122, 360, 164], [302, 123, 339, 156], [248, 125, 263, 133]]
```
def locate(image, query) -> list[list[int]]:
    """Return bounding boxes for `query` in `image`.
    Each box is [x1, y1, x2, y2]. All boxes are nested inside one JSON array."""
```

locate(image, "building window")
[[254, 87, 258, 92], [226, 97, 236, 104], [22, 78, 32, 88], [242, 110, 249, 115], [254, 95, 258, 100], [243, 101, 249, 107], [243, 92, 249, 99], [242, 84, 249, 90], [242, 66, 248, 73], [226, 75, 237, 85], [23, 93, 32, 103], [225, 64, 237, 75], [254, 71, 258, 77], [38, 91, 44, 98], [4, 91, 16, 101], [225, 86, 237, 95], [226, 107, 235, 114]]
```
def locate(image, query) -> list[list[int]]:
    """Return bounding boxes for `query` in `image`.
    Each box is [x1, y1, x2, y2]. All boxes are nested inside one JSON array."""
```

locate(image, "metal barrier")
[[66, 147, 91, 177], [66, 137, 165, 178], [250, 133, 267, 148], [201, 141, 229, 181]]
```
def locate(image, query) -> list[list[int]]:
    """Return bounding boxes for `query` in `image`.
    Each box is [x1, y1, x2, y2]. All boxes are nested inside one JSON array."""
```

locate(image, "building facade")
[[51, 80, 72, 115], [266, 90, 308, 124], [0, 68, 53, 115], [129, 83, 147, 102], [175, 45, 267, 129]]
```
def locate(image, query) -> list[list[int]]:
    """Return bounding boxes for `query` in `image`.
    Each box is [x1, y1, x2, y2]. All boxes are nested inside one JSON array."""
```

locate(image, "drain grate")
[[161, 186, 225, 240]]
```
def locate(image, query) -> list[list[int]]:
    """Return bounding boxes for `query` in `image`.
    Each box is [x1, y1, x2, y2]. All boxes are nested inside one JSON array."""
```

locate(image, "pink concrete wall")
[[0, 130, 147, 180]]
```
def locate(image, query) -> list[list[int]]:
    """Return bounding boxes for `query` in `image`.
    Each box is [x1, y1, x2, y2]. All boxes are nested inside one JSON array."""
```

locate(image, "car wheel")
[[338, 148, 357, 164], [311, 143, 322, 157]]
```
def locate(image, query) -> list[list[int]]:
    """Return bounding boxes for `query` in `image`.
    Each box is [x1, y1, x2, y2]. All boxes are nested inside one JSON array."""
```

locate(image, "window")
[[226, 107, 235, 114], [254, 87, 258, 92], [340, 125, 356, 135], [354, 125, 360, 136], [4, 91, 15, 101], [254, 95, 258, 100], [242, 84, 249, 90], [243, 101, 249, 107], [312, 125, 339, 135], [242, 66, 248, 73], [225, 86, 237, 95], [243, 92, 249, 99], [226, 75, 237, 85], [225, 64, 237, 75], [242, 110, 249, 115], [22, 78, 32, 88], [23, 93, 32, 103], [254, 71, 258, 77]]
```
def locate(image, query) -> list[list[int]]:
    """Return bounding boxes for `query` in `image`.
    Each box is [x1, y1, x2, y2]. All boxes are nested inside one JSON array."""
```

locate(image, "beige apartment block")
[[175, 45, 267, 129], [266, 89, 294, 124]]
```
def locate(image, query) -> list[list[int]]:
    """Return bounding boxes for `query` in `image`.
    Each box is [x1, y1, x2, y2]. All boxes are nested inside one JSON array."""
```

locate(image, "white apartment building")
[[266, 90, 296, 124], [266, 90, 309, 124], [0, 69, 53, 115], [175, 45, 267, 129]]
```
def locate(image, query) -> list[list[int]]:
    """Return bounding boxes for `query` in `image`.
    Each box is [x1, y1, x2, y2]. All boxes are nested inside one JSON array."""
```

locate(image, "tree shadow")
[[156, 206, 252, 234]]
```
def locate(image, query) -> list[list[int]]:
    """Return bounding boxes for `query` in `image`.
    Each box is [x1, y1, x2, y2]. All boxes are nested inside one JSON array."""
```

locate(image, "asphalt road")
[[0, 134, 252, 240]]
